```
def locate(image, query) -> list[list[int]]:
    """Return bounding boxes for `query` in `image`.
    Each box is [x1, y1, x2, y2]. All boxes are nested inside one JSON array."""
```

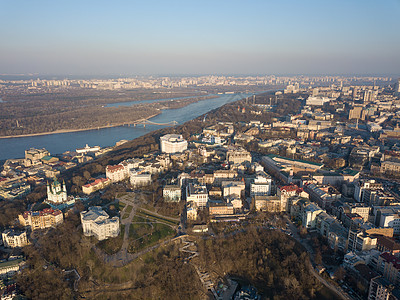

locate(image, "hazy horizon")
[[1, 0, 399, 76]]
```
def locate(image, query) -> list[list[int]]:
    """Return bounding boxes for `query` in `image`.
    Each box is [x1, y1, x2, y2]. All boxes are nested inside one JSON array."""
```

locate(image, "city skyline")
[[1, 0, 400, 76]]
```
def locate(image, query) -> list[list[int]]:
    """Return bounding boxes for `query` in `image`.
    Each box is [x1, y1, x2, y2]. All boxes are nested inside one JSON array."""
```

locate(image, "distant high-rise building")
[[352, 87, 358, 100], [363, 89, 377, 103], [395, 78, 400, 93], [349, 106, 366, 120]]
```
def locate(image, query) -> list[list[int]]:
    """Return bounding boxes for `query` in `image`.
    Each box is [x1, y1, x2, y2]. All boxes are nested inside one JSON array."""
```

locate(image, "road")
[[284, 216, 351, 300]]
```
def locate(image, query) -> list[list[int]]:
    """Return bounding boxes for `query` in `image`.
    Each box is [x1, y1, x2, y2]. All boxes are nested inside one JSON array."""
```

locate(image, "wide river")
[[0, 93, 253, 161]]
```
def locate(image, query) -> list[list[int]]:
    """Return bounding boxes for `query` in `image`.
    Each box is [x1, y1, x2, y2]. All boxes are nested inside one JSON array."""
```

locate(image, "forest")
[[16, 210, 325, 299]]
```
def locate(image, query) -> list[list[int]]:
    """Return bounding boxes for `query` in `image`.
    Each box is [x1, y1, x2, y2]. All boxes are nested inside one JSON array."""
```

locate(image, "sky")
[[0, 0, 399, 76]]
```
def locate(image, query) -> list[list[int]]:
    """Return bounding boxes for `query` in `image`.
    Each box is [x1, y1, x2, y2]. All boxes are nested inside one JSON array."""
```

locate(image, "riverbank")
[[0, 93, 252, 161], [0, 95, 217, 139], [0, 113, 160, 139]]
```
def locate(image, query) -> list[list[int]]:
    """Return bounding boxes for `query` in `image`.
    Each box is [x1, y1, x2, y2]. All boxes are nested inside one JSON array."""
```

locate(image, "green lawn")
[[125, 205, 133, 214], [136, 209, 179, 226], [119, 202, 126, 210], [127, 222, 175, 253]]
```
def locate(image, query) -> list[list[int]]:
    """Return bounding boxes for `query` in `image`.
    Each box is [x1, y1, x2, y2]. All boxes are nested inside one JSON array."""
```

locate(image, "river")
[[0, 92, 252, 161]]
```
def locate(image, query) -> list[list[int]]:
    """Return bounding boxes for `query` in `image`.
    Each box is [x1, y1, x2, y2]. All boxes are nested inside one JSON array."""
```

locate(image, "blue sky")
[[1, 0, 399, 76]]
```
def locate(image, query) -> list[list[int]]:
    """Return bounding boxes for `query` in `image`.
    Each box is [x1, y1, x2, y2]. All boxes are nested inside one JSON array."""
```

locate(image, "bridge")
[[134, 120, 178, 127]]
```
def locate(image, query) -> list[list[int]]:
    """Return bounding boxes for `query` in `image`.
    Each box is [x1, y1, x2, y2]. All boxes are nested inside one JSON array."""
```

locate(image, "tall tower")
[[395, 78, 400, 93]]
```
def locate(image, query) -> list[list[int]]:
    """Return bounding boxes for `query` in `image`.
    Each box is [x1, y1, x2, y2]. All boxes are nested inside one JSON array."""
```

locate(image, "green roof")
[[0, 258, 24, 269], [41, 155, 54, 161], [341, 169, 359, 176]]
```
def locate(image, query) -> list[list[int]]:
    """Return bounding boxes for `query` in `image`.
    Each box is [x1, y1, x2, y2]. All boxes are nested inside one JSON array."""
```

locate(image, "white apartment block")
[[160, 134, 188, 153], [106, 164, 127, 183], [221, 181, 245, 198], [80, 207, 120, 241], [186, 183, 208, 209], [250, 172, 272, 196]]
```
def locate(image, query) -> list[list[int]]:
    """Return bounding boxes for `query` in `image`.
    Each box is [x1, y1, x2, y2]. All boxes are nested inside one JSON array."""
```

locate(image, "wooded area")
[[0, 89, 212, 136]]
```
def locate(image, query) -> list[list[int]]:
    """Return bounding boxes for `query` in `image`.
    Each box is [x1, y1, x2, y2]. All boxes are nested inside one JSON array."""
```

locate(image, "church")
[[46, 179, 68, 205]]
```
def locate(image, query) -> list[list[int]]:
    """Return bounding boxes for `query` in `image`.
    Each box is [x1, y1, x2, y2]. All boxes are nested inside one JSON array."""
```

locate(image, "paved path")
[[93, 193, 181, 267]]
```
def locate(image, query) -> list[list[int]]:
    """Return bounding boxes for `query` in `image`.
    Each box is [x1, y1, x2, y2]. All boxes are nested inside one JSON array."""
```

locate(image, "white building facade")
[[80, 207, 120, 241], [160, 134, 188, 154]]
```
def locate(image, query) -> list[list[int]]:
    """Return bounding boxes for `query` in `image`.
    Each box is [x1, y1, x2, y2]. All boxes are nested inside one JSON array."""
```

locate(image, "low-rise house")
[[129, 169, 152, 187], [80, 206, 120, 241], [163, 185, 181, 202], [0, 258, 25, 279], [82, 178, 111, 194], [209, 201, 234, 215], [2, 230, 28, 248], [186, 202, 198, 221]]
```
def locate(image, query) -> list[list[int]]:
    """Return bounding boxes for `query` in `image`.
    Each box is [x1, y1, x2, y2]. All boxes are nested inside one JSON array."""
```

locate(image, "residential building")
[[160, 134, 188, 153], [381, 161, 400, 174], [376, 236, 400, 256], [227, 148, 252, 164], [129, 169, 152, 187], [163, 185, 181, 202], [82, 178, 111, 194], [2, 230, 28, 248], [186, 202, 198, 221], [0, 258, 25, 279], [304, 183, 341, 210], [354, 180, 383, 202], [349, 106, 366, 120], [106, 164, 127, 182], [186, 183, 208, 209], [19, 208, 63, 230], [368, 276, 400, 300], [209, 202, 234, 215], [348, 230, 377, 252], [80, 206, 120, 241], [254, 195, 281, 212], [221, 180, 245, 198], [277, 184, 307, 212], [377, 253, 400, 286], [250, 172, 272, 197], [300, 202, 323, 229], [213, 169, 238, 185]]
